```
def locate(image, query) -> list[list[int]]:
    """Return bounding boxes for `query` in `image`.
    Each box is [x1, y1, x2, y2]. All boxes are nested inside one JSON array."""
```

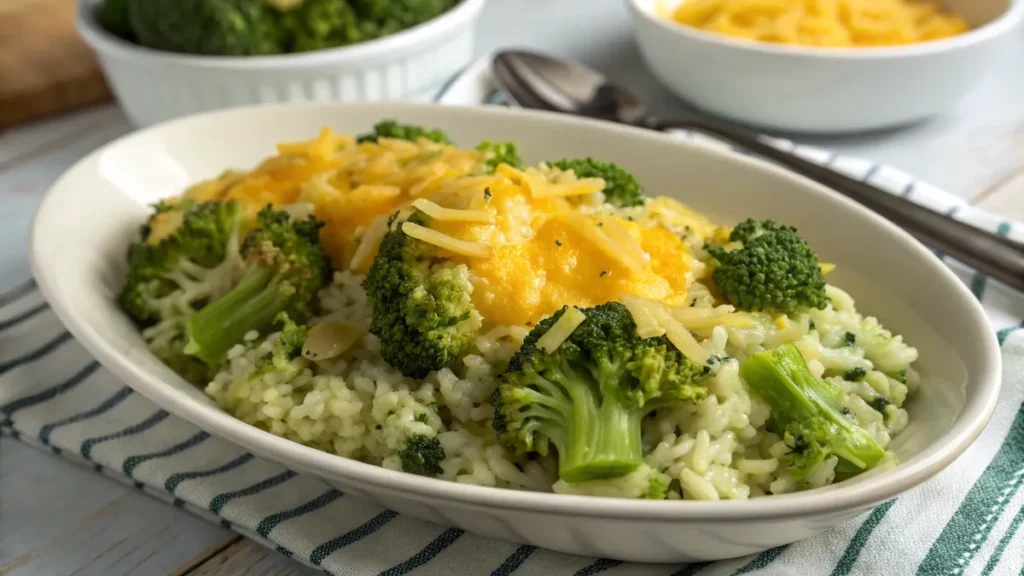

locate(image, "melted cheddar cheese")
[[173, 127, 723, 328], [431, 172, 702, 327]]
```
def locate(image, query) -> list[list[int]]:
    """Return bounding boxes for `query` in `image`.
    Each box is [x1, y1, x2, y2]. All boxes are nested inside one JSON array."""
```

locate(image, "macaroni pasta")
[[667, 0, 969, 47]]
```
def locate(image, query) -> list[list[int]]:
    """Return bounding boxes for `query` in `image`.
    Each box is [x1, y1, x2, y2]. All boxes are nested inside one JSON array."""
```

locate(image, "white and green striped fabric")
[[2, 240, 1023, 576], [4, 59, 1024, 576]]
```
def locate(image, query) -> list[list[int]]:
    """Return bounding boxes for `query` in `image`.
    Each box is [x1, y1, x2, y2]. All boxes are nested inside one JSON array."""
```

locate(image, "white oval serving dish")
[[624, 0, 1024, 134], [30, 102, 1001, 563], [76, 0, 485, 127]]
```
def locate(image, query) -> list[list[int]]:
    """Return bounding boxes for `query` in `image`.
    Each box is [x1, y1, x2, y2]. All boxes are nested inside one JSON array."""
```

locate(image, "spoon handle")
[[650, 118, 1024, 293]]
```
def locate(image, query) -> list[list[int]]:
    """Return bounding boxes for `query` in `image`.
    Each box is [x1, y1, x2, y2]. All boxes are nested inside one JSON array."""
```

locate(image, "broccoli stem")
[[568, 393, 644, 482], [740, 345, 885, 472], [535, 366, 644, 483], [184, 266, 294, 366]]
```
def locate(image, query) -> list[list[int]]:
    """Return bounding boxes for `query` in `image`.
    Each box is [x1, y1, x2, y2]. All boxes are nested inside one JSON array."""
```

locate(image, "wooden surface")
[[0, 0, 1022, 573], [0, 0, 112, 129]]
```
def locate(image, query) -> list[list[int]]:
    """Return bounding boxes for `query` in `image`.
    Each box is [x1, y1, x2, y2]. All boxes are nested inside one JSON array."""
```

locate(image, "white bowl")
[[624, 0, 1024, 133], [76, 0, 485, 127], [30, 102, 1000, 563]]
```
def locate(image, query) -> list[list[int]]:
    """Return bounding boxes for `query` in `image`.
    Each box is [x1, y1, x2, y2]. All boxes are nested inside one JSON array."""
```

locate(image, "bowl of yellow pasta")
[[624, 0, 1023, 133]]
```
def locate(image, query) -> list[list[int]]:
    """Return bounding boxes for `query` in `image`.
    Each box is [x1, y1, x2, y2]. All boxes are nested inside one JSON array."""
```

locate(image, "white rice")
[[203, 266, 920, 501]]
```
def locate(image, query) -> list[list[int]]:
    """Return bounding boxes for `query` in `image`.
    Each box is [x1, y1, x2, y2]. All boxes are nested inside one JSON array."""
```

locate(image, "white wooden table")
[[1, 1, 1022, 573]]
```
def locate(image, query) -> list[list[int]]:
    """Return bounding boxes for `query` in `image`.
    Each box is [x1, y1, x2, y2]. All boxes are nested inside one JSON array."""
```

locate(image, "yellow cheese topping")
[[175, 127, 720, 328], [432, 174, 700, 327]]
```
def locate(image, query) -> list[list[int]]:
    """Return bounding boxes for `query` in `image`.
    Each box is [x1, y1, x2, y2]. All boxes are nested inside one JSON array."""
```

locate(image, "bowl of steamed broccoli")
[[29, 101, 1001, 563], [77, 0, 485, 126]]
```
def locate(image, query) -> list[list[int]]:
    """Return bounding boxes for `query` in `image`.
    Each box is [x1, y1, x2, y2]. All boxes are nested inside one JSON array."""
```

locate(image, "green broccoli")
[[184, 205, 331, 366], [739, 344, 886, 481], [869, 397, 891, 412], [126, 0, 282, 56], [476, 141, 522, 173], [349, 0, 459, 39], [727, 218, 788, 244], [549, 158, 644, 208], [277, 0, 362, 51], [707, 219, 828, 314], [843, 367, 867, 382], [357, 120, 451, 145], [111, 0, 459, 56], [253, 313, 308, 376], [493, 302, 706, 484], [363, 212, 482, 379], [119, 200, 247, 383], [97, 0, 134, 40], [399, 434, 445, 477], [120, 199, 245, 326]]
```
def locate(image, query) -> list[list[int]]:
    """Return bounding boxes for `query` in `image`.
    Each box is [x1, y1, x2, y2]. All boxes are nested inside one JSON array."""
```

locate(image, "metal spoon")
[[492, 49, 1024, 293]]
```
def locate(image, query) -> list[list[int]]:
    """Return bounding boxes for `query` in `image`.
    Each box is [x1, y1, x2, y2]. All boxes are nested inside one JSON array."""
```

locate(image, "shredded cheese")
[[281, 203, 317, 220], [536, 306, 588, 353], [349, 184, 402, 202], [401, 222, 493, 259], [276, 127, 350, 161], [302, 321, 362, 361], [497, 164, 605, 199], [620, 295, 666, 338], [820, 263, 836, 275], [595, 214, 649, 269], [349, 215, 390, 273], [531, 179, 606, 199], [559, 211, 645, 273], [411, 198, 495, 224], [649, 302, 710, 366], [671, 306, 758, 329]]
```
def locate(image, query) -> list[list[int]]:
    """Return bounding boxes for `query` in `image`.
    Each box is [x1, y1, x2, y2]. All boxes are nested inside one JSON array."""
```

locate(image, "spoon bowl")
[[493, 50, 648, 125]]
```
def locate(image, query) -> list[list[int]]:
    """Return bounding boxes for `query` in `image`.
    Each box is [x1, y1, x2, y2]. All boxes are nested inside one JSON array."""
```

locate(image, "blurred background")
[[2, 0, 1022, 284]]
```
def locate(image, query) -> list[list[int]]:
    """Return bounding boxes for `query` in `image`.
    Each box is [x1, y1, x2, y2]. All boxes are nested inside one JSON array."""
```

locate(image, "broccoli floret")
[[707, 219, 828, 314], [349, 0, 458, 39], [126, 0, 282, 56], [493, 302, 706, 484], [363, 212, 482, 379], [357, 120, 451, 144], [399, 434, 445, 477], [120, 199, 245, 326], [728, 219, 788, 244], [277, 0, 362, 51], [549, 158, 644, 208], [739, 344, 886, 481], [184, 206, 331, 366], [253, 313, 308, 375], [119, 199, 247, 383], [476, 141, 522, 172], [117, 0, 457, 56], [97, 0, 134, 40]]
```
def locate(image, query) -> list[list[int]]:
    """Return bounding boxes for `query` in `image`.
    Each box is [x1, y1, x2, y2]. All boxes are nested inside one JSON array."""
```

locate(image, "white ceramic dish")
[[30, 102, 1000, 563], [624, 0, 1024, 134], [76, 0, 485, 127]]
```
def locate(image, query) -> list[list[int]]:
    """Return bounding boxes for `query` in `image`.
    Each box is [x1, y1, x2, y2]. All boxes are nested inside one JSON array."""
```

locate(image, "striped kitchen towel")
[[4, 56, 1024, 576], [3, 250, 1024, 576]]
